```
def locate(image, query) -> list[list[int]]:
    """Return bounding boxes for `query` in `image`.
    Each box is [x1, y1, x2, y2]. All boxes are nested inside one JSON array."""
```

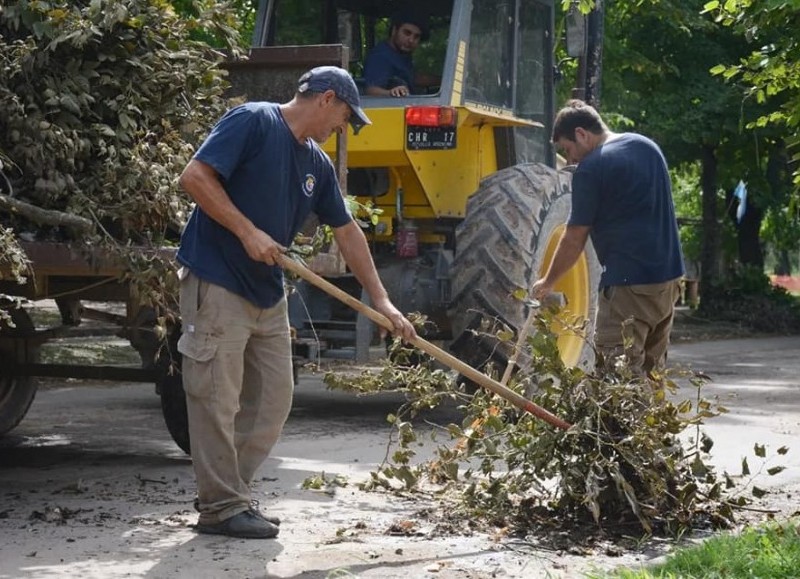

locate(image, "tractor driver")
[[363, 9, 430, 97]]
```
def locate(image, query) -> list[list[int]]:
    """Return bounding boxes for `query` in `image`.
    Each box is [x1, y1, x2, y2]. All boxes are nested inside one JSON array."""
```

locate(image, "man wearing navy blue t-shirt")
[[363, 10, 429, 97], [532, 100, 684, 375], [176, 66, 416, 539]]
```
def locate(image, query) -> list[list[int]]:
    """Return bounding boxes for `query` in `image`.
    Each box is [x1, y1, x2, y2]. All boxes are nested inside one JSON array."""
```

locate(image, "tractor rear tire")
[[0, 306, 39, 436], [448, 163, 600, 373]]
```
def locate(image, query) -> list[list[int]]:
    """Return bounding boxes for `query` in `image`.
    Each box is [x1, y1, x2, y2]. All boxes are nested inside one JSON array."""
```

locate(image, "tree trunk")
[[0, 192, 93, 233], [699, 145, 720, 308], [767, 141, 792, 276], [775, 250, 792, 276]]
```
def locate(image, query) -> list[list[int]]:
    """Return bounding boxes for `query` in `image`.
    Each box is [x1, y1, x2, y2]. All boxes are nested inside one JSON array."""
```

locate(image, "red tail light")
[[405, 106, 457, 127]]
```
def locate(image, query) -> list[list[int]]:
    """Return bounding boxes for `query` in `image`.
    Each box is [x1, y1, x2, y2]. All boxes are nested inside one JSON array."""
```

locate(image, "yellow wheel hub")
[[541, 224, 592, 367]]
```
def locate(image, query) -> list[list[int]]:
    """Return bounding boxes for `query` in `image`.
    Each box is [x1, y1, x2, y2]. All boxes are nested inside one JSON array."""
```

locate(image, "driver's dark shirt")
[[363, 41, 414, 90]]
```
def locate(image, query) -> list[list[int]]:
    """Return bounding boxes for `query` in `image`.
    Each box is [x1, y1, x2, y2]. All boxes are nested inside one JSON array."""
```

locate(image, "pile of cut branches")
[[324, 309, 787, 540], [0, 0, 242, 323]]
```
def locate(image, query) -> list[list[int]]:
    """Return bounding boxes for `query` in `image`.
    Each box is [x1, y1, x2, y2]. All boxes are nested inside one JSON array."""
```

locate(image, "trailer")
[[0, 42, 355, 457], [0, 241, 189, 453]]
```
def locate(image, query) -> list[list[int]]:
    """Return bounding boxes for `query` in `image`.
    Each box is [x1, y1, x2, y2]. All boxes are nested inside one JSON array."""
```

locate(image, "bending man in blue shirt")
[[176, 66, 416, 540], [532, 100, 685, 375]]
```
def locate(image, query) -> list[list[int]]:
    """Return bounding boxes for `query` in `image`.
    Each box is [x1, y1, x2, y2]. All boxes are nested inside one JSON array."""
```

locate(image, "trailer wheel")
[[0, 306, 39, 436], [156, 327, 190, 454], [448, 163, 600, 374]]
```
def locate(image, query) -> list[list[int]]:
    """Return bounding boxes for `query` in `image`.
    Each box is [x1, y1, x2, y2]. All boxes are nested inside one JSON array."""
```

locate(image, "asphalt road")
[[1, 335, 798, 578], [670, 336, 800, 489]]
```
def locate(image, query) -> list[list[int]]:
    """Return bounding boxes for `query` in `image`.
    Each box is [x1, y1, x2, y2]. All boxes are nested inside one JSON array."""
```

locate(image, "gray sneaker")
[[250, 499, 281, 526], [196, 510, 279, 539], [193, 497, 281, 526]]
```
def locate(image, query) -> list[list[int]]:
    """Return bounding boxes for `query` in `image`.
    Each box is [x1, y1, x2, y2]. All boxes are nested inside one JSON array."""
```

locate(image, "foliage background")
[[2, 0, 799, 323], [0, 0, 243, 325]]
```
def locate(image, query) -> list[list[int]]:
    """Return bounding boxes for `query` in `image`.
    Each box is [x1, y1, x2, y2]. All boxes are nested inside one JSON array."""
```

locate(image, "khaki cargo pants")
[[595, 278, 682, 374], [178, 269, 293, 525]]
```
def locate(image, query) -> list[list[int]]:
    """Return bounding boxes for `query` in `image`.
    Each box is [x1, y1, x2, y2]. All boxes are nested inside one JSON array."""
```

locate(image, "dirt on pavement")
[[1, 311, 799, 579]]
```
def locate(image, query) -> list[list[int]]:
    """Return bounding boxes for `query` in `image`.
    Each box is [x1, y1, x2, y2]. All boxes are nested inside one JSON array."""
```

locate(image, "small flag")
[[733, 180, 747, 223]]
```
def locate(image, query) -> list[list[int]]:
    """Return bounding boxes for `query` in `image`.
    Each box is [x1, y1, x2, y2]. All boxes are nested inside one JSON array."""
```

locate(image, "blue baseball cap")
[[298, 66, 372, 130]]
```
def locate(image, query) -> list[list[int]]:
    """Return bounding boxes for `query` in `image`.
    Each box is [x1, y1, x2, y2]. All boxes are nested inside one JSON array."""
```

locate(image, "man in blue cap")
[[363, 9, 430, 97], [177, 65, 416, 539]]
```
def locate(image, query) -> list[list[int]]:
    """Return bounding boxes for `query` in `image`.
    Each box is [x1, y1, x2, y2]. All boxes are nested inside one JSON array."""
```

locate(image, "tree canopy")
[[706, 0, 800, 192], [573, 0, 800, 285]]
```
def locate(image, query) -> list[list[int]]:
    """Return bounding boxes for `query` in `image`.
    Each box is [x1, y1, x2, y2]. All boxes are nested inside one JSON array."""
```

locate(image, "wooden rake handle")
[[277, 254, 571, 431]]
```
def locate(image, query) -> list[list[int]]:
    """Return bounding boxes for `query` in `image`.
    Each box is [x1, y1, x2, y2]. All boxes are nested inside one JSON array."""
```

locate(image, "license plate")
[[406, 126, 457, 150]]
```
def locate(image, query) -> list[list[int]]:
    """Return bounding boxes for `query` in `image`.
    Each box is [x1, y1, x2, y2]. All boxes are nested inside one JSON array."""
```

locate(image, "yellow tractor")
[[228, 0, 602, 371]]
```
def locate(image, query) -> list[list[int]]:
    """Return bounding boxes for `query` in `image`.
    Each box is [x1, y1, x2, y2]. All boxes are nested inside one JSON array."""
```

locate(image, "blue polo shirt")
[[568, 133, 684, 287], [177, 102, 352, 308], [363, 41, 414, 90]]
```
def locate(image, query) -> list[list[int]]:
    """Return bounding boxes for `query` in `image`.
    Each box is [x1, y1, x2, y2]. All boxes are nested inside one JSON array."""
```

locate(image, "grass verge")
[[594, 519, 800, 578]]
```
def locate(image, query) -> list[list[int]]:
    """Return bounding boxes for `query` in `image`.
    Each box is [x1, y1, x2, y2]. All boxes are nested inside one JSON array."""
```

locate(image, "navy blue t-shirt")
[[177, 102, 352, 308], [568, 133, 684, 286], [363, 41, 414, 90]]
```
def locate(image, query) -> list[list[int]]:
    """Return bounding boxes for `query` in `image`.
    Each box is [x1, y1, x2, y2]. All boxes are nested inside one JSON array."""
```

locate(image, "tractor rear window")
[[516, 2, 549, 123], [466, 0, 514, 109], [465, 0, 550, 120], [261, 1, 450, 96]]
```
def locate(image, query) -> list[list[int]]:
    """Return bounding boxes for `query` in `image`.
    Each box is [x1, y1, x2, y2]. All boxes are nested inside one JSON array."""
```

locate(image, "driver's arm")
[[366, 84, 409, 97]]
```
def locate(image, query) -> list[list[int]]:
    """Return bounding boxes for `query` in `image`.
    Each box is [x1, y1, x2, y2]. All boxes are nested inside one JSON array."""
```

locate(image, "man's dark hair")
[[389, 9, 430, 41], [552, 99, 607, 142]]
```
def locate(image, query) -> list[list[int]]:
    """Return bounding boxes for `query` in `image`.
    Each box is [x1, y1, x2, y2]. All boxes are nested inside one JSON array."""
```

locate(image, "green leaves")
[[0, 0, 244, 316], [301, 472, 349, 495], [1, 0, 239, 216], [0, 224, 31, 289], [706, 0, 800, 202]]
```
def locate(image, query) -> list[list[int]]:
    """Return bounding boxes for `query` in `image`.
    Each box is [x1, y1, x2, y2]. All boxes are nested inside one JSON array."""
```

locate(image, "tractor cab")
[[249, 0, 556, 187]]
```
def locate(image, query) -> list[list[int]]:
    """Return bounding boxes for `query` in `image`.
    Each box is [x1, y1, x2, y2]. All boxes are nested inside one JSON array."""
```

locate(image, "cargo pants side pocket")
[[178, 271, 219, 399]]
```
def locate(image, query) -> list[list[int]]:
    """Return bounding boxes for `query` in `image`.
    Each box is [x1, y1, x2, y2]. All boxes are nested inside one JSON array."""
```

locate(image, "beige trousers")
[[594, 278, 682, 374], [178, 270, 293, 525]]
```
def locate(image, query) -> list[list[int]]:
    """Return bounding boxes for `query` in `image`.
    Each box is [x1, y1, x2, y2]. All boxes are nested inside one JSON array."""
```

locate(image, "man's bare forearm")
[[365, 85, 409, 97], [333, 221, 416, 340]]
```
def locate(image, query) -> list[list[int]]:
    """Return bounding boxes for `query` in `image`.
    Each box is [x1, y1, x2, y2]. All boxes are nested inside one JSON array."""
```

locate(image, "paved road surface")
[[671, 336, 800, 489], [1, 336, 798, 578]]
